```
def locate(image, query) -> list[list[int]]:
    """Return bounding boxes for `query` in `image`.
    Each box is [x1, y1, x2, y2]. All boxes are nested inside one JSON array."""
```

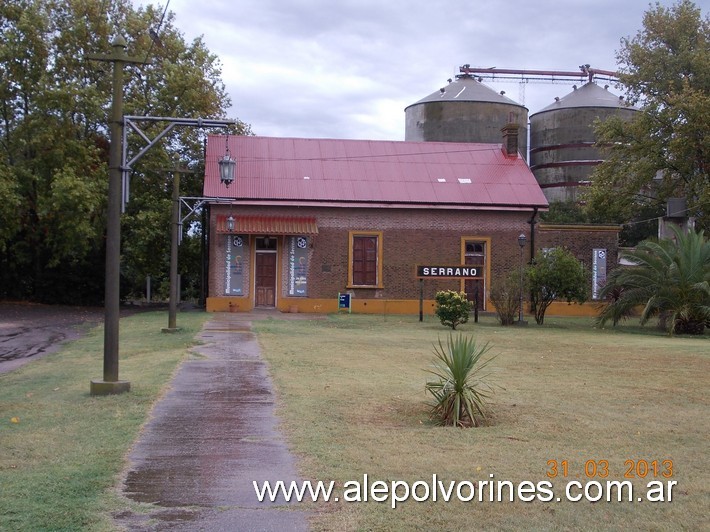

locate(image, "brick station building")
[[202, 133, 619, 315]]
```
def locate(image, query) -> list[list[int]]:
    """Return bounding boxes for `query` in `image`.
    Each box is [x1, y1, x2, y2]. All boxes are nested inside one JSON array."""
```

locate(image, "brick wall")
[[208, 206, 620, 308], [537, 223, 620, 272]]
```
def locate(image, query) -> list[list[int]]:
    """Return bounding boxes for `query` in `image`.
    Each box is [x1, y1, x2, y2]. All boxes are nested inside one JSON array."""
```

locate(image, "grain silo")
[[529, 82, 638, 202], [405, 74, 528, 161]]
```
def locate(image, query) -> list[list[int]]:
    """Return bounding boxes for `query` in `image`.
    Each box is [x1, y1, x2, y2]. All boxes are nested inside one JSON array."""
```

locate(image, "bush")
[[489, 271, 524, 325], [425, 334, 496, 427], [527, 247, 588, 325], [434, 290, 472, 330]]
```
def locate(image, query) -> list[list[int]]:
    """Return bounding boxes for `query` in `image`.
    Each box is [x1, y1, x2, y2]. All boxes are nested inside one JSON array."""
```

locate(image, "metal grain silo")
[[529, 82, 638, 202], [405, 74, 528, 161]]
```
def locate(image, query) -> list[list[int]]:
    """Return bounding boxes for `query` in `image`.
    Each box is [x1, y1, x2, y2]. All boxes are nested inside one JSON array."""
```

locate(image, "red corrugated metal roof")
[[203, 136, 548, 210], [215, 215, 318, 235]]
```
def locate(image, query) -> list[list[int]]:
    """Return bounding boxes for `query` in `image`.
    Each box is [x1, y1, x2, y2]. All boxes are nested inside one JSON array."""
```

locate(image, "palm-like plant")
[[425, 335, 496, 427], [597, 225, 710, 335]]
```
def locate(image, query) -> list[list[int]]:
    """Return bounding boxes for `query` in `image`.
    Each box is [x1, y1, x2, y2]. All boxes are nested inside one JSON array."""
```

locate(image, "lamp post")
[[517, 233, 527, 325], [88, 35, 144, 396], [87, 34, 236, 394], [163, 169, 181, 332], [162, 168, 192, 333]]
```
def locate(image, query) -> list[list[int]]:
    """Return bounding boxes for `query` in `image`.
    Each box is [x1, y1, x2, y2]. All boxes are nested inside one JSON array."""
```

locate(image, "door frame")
[[460, 236, 491, 311], [253, 236, 278, 308]]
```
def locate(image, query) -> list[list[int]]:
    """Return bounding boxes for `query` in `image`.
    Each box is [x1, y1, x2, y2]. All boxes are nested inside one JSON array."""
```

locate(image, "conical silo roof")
[[532, 82, 636, 116], [405, 75, 525, 110], [529, 81, 639, 203]]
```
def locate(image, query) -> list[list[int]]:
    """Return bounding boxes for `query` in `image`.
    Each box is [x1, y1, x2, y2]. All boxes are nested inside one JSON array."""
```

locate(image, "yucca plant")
[[425, 334, 497, 428]]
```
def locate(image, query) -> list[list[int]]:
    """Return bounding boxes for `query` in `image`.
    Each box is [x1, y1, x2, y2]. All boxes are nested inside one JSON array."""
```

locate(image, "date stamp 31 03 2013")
[[546, 459, 674, 480]]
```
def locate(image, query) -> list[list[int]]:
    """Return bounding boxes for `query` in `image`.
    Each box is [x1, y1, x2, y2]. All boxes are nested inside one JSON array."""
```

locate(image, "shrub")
[[434, 290, 472, 330], [527, 247, 588, 325], [489, 271, 524, 325], [425, 334, 496, 427]]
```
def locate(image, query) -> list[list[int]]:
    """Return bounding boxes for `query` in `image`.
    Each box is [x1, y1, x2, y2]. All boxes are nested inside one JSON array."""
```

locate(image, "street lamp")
[[517, 233, 527, 325], [226, 214, 235, 232], [84, 50, 236, 395], [218, 136, 236, 187]]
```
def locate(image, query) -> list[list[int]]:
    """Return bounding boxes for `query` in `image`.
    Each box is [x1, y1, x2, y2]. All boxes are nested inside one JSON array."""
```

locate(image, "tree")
[[0, 0, 250, 303], [584, 0, 710, 233], [543, 200, 664, 248], [527, 248, 588, 325], [597, 225, 710, 335]]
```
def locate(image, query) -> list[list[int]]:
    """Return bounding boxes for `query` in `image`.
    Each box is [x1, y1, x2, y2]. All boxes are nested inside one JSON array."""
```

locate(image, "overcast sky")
[[135, 0, 678, 141]]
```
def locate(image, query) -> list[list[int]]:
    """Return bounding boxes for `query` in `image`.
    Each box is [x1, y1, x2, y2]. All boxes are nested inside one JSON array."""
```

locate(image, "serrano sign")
[[416, 265, 482, 279]]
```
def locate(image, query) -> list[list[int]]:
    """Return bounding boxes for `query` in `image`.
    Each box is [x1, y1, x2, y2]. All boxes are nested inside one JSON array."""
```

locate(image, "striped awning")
[[216, 215, 318, 235]]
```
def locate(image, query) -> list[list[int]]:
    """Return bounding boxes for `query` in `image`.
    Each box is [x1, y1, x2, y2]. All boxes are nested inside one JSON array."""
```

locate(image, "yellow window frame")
[[347, 230, 384, 288]]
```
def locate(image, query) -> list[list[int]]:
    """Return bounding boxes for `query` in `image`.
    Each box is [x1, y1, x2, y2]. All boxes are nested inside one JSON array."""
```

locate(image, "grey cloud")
[[136, 0, 674, 139]]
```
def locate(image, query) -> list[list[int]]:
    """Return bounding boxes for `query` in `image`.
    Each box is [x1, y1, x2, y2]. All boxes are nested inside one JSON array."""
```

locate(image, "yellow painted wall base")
[[207, 297, 439, 315], [206, 297, 602, 317], [544, 301, 601, 318], [206, 297, 253, 313]]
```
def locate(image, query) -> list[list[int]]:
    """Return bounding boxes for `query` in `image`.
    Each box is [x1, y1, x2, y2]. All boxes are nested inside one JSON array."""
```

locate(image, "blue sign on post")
[[338, 292, 352, 313]]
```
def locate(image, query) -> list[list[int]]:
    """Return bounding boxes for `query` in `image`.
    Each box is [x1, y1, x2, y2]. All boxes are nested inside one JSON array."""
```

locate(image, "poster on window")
[[288, 236, 308, 296], [592, 248, 607, 300], [225, 235, 246, 295]]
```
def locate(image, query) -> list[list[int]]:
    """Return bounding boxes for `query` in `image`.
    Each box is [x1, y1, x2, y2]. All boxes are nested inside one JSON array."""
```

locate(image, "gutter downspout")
[[528, 207, 538, 263], [202, 203, 210, 307]]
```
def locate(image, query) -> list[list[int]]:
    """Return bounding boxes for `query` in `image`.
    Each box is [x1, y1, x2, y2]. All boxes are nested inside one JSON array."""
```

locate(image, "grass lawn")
[[0, 311, 209, 531], [254, 314, 709, 531]]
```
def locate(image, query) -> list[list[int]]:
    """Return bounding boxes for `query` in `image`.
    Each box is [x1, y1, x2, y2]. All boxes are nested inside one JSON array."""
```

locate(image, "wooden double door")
[[255, 251, 276, 307]]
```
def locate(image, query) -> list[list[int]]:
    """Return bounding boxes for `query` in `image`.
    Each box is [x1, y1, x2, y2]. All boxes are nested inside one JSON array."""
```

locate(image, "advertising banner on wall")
[[288, 236, 309, 296], [592, 248, 607, 300], [225, 235, 246, 295]]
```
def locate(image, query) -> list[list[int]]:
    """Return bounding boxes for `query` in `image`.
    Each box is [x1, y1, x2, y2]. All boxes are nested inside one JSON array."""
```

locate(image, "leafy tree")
[[527, 247, 588, 325], [540, 201, 591, 225], [0, 0, 250, 303], [597, 225, 710, 335], [542, 201, 664, 248], [425, 335, 496, 427], [434, 290, 472, 330], [584, 0, 710, 232]]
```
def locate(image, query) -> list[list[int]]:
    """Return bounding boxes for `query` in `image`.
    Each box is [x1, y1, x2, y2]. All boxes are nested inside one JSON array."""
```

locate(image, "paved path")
[[116, 313, 310, 531]]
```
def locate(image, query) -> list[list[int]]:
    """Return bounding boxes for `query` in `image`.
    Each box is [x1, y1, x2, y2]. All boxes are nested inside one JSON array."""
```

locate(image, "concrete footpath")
[[116, 312, 310, 531]]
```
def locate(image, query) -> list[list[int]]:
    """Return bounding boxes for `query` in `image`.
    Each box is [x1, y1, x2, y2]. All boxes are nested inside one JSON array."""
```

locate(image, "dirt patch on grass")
[[0, 301, 150, 374]]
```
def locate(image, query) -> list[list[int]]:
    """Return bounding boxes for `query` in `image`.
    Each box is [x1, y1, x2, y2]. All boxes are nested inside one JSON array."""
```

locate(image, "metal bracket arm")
[[120, 116, 236, 211]]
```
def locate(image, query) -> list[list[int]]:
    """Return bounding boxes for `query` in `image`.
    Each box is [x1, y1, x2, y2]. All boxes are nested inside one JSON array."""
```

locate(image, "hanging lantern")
[[218, 136, 236, 188]]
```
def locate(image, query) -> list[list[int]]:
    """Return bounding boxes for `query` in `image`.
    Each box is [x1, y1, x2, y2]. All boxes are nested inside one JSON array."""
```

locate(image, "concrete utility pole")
[[162, 168, 193, 333], [89, 35, 145, 396]]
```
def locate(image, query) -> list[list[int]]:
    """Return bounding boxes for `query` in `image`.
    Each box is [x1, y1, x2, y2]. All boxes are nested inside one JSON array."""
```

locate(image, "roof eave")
[[209, 198, 548, 212]]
